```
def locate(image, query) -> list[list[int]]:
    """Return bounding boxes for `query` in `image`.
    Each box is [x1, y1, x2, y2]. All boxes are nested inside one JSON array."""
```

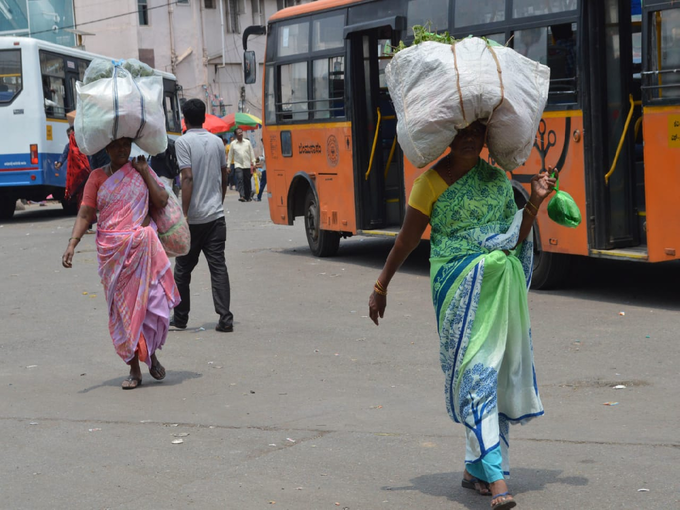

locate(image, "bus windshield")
[[0, 49, 22, 105]]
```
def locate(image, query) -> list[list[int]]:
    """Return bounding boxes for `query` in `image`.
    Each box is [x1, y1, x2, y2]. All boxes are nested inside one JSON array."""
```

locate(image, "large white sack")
[[75, 66, 167, 156], [385, 38, 550, 170]]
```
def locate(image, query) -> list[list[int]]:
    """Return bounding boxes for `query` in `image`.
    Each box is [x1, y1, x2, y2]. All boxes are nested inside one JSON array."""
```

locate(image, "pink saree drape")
[[95, 163, 180, 365]]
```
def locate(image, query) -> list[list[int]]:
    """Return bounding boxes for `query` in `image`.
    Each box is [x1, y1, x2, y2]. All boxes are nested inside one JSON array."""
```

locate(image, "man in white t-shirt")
[[228, 128, 256, 202], [171, 99, 234, 332]]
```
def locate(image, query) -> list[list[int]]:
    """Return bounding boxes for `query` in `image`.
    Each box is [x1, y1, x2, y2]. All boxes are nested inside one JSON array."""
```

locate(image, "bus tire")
[[531, 241, 571, 290], [304, 188, 340, 257], [0, 197, 16, 220]]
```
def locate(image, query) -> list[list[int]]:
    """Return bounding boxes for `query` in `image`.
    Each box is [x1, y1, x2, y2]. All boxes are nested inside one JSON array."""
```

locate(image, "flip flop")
[[491, 492, 516, 510], [462, 477, 491, 496], [122, 377, 142, 390], [149, 363, 166, 381]]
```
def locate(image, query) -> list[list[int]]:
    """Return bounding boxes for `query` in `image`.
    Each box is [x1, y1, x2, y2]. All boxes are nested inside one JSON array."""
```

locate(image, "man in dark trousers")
[[171, 99, 234, 332]]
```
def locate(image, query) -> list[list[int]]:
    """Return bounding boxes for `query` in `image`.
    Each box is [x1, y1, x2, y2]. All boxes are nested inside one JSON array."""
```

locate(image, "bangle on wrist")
[[373, 285, 387, 296], [524, 207, 537, 218], [526, 200, 540, 213]]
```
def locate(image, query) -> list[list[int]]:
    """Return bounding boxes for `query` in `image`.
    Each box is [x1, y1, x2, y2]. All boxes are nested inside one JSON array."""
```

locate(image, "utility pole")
[[239, 86, 245, 113]]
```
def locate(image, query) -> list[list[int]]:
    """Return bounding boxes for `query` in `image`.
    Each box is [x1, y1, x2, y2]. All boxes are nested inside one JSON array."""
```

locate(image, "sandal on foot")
[[491, 492, 516, 510], [462, 477, 491, 496], [149, 363, 166, 381], [122, 377, 142, 390]]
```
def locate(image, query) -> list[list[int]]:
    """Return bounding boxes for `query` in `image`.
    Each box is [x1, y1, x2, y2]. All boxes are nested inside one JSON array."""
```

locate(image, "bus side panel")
[[313, 125, 356, 233], [642, 107, 680, 262], [265, 123, 357, 234], [0, 45, 66, 196], [511, 113, 589, 257], [262, 127, 289, 225]]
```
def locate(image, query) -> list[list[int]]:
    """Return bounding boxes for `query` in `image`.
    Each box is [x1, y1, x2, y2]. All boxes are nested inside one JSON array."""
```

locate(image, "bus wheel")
[[0, 197, 16, 220], [304, 189, 340, 257], [531, 237, 571, 290]]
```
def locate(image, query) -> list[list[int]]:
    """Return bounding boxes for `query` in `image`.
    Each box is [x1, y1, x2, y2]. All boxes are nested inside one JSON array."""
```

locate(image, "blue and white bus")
[[0, 36, 182, 219]]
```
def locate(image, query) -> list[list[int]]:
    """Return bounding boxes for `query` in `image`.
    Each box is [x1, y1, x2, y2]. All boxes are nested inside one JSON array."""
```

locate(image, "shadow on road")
[[1, 204, 69, 225], [278, 238, 680, 310], [78, 370, 203, 393], [384, 469, 587, 508]]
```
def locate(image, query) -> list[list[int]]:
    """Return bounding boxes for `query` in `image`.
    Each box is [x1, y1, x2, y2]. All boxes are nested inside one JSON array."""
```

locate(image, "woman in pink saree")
[[62, 138, 181, 389]]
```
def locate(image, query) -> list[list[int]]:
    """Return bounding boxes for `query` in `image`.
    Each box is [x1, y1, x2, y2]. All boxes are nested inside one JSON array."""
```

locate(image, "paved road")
[[1, 196, 679, 510]]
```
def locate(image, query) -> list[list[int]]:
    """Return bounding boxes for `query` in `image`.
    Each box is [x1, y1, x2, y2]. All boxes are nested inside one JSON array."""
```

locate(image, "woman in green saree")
[[369, 121, 556, 510]]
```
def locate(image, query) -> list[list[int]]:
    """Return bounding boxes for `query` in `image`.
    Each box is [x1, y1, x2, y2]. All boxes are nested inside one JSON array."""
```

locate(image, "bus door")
[[584, 0, 641, 250], [347, 24, 404, 231]]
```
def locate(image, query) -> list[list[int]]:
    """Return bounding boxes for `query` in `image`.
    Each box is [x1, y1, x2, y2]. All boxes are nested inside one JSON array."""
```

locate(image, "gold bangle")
[[375, 279, 387, 292], [526, 200, 540, 213], [524, 207, 537, 218], [373, 286, 387, 296]]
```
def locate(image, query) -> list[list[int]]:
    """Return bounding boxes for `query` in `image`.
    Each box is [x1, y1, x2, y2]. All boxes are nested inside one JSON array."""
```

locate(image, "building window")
[[138, 0, 149, 25], [205, 0, 215, 8], [227, 0, 240, 33], [276, 0, 300, 9], [252, 0, 265, 25]]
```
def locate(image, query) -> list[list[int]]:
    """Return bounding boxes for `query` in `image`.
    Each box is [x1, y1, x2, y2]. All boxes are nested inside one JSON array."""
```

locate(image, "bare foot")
[[463, 469, 491, 495]]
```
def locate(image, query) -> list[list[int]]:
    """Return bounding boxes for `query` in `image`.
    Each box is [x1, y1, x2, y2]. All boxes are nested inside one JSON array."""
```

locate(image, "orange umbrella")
[[181, 114, 231, 134]]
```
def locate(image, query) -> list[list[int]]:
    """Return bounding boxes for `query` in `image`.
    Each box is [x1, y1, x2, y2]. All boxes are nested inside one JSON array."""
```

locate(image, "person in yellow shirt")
[[228, 128, 256, 202]]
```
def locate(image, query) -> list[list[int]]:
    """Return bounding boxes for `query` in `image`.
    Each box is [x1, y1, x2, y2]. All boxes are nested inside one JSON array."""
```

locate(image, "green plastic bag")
[[547, 173, 581, 228]]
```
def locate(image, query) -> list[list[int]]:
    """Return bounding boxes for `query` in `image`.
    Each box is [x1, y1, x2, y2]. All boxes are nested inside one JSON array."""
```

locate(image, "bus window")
[[40, 52, 67, 117], [455, 0, 505, 27], [485, 33, 506, 45], [407, 0, 448, 33], [164, 94, 180, 132], [513, 0, 577, 18], [515, 25, 578, 105], [313, 56, 345, 119], [278, 20, 309, 57], [515, 27, 548, 64], [264, 65, 276, 124], [312, 14, 344, 51], [279, 61, 308, 121], [78, 60, 89, 81], [0, 49, 22, 105], [647, 9, 680, 100]]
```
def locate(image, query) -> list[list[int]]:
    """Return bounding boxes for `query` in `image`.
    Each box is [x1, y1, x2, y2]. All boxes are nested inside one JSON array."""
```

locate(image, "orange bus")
[[243, 0, 680, 289]]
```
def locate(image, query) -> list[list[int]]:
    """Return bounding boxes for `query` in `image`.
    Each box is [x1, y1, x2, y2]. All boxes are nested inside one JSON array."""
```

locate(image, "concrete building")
[[72, 0, 315, 119]]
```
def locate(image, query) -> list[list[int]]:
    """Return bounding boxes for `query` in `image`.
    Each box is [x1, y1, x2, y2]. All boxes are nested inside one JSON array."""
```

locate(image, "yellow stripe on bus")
[[47, 117, 70, 123], [542, 110, 583, 118], [643, 105, 680, 114], [266, 121, 352, 131]]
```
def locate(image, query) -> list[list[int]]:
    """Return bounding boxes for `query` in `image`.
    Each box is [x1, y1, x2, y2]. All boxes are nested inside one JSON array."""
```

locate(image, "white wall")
[[73, 0, 315, 121]]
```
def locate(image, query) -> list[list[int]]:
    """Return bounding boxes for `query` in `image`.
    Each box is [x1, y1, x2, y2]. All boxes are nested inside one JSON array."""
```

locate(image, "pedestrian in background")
[[149, 137, 180, 193], [255, 154, 266, 201], [172, 99, 234, 333], [229, 128, 256, 202], [54, 126, 73, 171]]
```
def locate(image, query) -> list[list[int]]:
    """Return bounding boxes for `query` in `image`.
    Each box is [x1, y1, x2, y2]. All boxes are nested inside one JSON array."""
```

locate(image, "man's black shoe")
[[215, 323, 234, 333], [170, 318, 187, 330]]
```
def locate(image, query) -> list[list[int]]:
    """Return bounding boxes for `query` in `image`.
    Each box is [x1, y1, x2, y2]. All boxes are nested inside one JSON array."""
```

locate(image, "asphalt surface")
[[1, 195, 679, 510]]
